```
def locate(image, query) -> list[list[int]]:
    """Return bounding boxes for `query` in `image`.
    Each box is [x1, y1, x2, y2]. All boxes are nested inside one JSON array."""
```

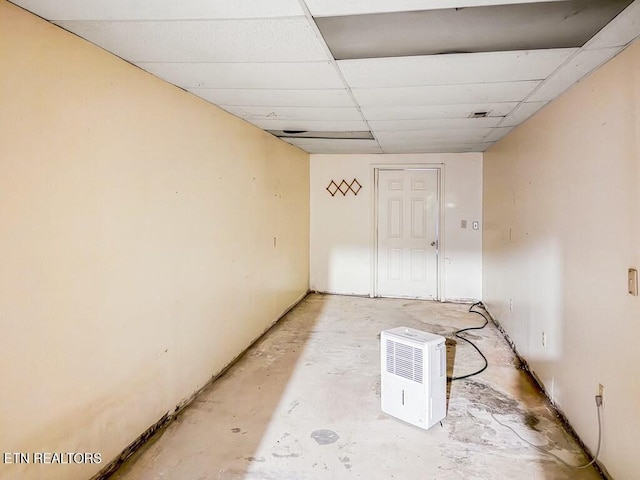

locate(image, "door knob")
[[430, 241, 436, 247]]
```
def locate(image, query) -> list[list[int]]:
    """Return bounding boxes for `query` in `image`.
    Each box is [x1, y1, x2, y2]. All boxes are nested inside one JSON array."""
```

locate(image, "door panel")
[[388, 248, 402, 280], [377, 169, 438, 299], [388, 198, 403, 237], [411, 198, 426, 238], [411, 249, 427, 281]]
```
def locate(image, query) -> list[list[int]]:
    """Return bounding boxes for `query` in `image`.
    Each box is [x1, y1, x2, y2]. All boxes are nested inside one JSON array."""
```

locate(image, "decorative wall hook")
[[326, 178, 362, 196]]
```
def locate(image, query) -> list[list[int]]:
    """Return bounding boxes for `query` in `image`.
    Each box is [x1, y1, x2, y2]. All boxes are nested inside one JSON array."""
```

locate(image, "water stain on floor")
[[310, 429, 339, 445]]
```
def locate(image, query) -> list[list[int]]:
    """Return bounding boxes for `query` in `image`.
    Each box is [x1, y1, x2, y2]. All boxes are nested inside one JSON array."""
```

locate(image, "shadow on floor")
[[108, 295, 327, 479]]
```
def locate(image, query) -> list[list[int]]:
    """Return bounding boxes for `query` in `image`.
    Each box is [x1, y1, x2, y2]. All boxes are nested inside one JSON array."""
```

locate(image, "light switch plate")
[[472, 221, 479, 230], [629, 268, 638, 296]]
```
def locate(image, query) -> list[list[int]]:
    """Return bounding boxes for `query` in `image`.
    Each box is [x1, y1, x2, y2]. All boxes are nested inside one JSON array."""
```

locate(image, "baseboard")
[[310, 289, 371, 298], [311, 290, 480, 303], [442, 297, 480, 304], [481, 304, 611, 480], [90, 289, 310, 480]]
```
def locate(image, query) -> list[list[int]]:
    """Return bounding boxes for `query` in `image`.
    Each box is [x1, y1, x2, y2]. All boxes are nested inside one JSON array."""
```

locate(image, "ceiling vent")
[[470, 111, 489, 118]]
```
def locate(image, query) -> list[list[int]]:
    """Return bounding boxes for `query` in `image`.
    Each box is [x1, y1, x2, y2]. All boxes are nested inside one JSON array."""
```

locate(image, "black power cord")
[[449, 301, 490, 381]]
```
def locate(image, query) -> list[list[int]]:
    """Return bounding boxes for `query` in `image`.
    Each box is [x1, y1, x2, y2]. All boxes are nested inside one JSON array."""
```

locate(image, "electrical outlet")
[[597, 383, 604, 407], [461, 220, 467, 229], [509, 299, 513, 311], [541, 331, 546, 348]]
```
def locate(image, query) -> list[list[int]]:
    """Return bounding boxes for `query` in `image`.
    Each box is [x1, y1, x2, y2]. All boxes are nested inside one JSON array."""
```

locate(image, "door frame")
[[371, 164, 444, 301]]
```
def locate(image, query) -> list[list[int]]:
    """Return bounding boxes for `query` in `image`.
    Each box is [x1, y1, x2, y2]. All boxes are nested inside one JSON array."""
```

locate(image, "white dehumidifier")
[[381, 327, 446, 429]]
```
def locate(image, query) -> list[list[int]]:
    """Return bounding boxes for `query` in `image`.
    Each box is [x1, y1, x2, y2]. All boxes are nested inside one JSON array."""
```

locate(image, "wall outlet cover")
[[629, 268, 638, 296]]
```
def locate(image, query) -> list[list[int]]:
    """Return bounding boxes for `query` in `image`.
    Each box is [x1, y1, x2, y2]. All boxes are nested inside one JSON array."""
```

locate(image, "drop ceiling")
[[9, 0, 640, 154]]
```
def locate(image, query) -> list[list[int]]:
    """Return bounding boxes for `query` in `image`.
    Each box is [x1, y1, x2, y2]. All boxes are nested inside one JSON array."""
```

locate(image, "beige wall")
[[310, 153, 482, 301], [0, 3, 309, 479], [484, 41, 640, 478]]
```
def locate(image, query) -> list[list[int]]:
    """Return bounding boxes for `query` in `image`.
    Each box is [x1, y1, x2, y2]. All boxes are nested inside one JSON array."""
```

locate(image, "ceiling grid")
[[9, 0, 640, 154]]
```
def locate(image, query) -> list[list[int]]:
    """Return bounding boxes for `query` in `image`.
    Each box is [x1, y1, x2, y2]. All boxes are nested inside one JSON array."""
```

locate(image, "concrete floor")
[[110, 294, 602, 480]]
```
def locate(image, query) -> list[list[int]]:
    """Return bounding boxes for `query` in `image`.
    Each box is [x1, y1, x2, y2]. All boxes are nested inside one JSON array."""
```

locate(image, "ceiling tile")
[[361, 103, 519, 120], [136, 62, 344, 90], [500, 101, 547, 127], [249, 119, 369, 131], [189, 89, 355, 107], [269, 130, 373, 139], [483, 127, 515, 142], [54, 18, 329, 63], [316, 2, 630, 59], [11, 0, 304, 20], [375, 129, 493, 146], [369, 117, 502, 131], [381, 143, 493, 154], [353, 82, 541, 107], [338, 49, 576, 88], [584, 1, 640, 49], [306, 0, 572, 17], [281, 138, 382, 154], [220, 106, 363, 121], [527, 46, 623, 101]]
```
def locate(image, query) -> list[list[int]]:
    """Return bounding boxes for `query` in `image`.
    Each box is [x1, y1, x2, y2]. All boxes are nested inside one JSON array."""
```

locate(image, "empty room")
[[1, 1, 639, 479]]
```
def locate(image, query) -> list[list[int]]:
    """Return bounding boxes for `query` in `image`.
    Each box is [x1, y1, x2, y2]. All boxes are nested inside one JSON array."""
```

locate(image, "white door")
[[376, 169, 439, 299]]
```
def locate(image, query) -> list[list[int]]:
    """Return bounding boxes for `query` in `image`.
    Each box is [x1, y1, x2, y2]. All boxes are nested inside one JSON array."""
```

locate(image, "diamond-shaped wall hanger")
[[326, 178, 363, 197]]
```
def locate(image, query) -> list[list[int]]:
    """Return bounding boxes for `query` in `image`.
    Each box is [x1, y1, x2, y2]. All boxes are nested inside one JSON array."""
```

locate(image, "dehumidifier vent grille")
[[386, 339, 423, 384]]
